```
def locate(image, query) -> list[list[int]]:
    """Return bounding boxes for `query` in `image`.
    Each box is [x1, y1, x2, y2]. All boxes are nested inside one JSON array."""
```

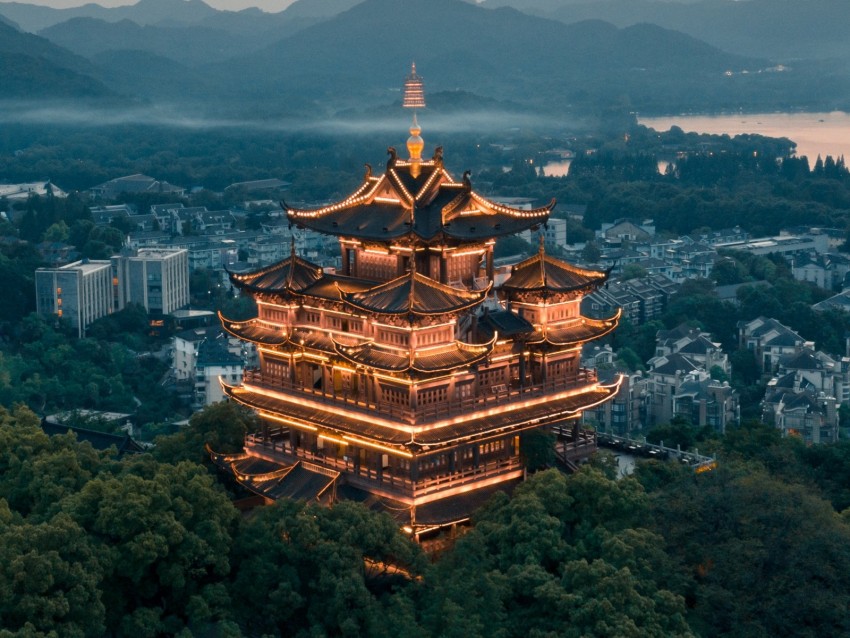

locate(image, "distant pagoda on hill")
[[213, 64, 621, 535]]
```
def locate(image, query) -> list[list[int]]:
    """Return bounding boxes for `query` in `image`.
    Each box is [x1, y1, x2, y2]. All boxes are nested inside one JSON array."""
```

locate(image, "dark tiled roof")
[[651, 353, 701, 376], [765, 332, 803, 347], [286, 157, 552, 242], [772, 371, 798, 389], [342, 270, 486, 316], [220, 315, 289, 346], [529, 313, 620, 347], [677, 336, 717, 355], [334, 339, 493, 373], [196, 338, 242, 367], [501, 249, 609, 294], [211, 451, 336, 501], [780, 349, 821, 370], [229, 254, 324, 294], [478, 310, 535, 338], [764, 389, 819, 411], [301, 275, 376, 300], [41, 421, 144, 455], [338, 479, 522, 527]]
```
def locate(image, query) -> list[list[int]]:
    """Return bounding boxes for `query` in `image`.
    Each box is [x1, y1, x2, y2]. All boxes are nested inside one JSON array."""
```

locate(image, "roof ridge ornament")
[[432, 146, 443, 166], [387, 147, 397, 170], [538, 234, 549, 294], [403, 62, 425, 177]]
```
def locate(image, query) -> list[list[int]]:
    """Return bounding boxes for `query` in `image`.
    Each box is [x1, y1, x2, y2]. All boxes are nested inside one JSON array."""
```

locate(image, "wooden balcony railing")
[[246, 432, 522, 500], [241, 368, 598, 425]]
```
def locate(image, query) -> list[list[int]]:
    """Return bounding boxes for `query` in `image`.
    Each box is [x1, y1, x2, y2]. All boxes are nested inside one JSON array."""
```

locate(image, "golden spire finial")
[[403, 62, 425, 177]]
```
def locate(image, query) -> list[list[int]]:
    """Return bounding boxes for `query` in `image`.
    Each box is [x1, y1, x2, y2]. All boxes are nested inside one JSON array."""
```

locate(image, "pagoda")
[[214, 65, 622, 533]]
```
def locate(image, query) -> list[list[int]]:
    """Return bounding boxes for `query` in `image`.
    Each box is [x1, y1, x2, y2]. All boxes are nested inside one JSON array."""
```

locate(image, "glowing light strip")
[[288, 177, 384, 218], [257, 300, 298, 310], [342, 435, 413, 458], [319, 433, 348, 446], [415, 167, 443, 201], [470, 192, 551, 218], [232, 369, 620, 440], [258, 410, 318, 431], [372, 319, 456, 331], [387, 169, 415, 203], [512, 254, 608, 279], [450, 248, 486, 258]]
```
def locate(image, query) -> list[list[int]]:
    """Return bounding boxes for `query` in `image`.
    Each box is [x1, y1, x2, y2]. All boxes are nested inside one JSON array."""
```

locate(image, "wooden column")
[[486, 246, 494, 281]]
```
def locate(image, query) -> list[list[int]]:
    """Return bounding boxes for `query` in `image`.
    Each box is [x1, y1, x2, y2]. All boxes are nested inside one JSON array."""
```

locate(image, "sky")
[[8, 0, 300, 12]]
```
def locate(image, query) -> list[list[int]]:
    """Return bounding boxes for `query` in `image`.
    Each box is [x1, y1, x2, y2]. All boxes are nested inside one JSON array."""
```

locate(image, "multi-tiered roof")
[[214, 65, 621, 532], [286, 149, 554, 243]]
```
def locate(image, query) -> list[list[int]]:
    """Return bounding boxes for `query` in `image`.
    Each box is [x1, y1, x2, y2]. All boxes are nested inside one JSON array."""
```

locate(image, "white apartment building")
[[35, 259, 113, 337], [112, 248, 190, 315]]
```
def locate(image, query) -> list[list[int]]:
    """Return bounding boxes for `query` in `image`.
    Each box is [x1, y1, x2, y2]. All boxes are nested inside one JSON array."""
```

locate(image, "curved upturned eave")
[[284, 175, 381, 219], [339, 273, 490, 317], [332, 333, 496, 374], [500, 257, 610, 294], [226, 256, 324, 295], [467, 193, 555, 220], [219, 312, 289, 346], [527, 310, 622, 347]]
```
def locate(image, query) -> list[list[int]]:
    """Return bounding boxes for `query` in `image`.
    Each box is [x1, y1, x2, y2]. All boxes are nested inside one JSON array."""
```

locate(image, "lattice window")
[[418, 386, 448, 405], [381, 385, 408, 406]]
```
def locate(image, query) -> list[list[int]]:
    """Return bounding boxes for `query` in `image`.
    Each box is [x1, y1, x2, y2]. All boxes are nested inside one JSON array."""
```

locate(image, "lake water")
[[640, 111, 850, 162]]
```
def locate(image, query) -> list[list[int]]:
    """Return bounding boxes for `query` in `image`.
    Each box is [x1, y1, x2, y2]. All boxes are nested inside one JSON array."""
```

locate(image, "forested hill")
[[3, 401, 850, 637], [0, 21, 112, 98], [212, 0, 760, 111], [0, 0, 217, 31], [482, 0, 850, 61], [4, 0, 848, 115]]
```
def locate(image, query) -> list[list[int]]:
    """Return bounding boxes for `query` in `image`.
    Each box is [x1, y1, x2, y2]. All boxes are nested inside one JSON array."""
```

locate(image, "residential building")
[[521, 218, 568, 250], [583, 371, 650, 435], [0, 181, 67, 201], [762, 384, 838, 444], [35, 259, 113, 337], [716, 232, 829, 257], [89, 174, 185, 200], [583, 274, 679, 325], [111, 248, 190, 315], [194, 338, 244, 407], [656, 323, 730, 375], [672, 372, 739, 433], [598, 219, 655, 243], [738, 317, 810, 373]]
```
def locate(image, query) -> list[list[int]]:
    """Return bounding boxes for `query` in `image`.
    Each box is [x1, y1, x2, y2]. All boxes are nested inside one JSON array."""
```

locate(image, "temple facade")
[[213, 66, 621, 532]]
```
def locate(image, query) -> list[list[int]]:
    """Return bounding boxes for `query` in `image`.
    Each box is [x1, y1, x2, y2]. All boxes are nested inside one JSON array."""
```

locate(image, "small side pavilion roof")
[[528, 311, 621, 347], [501, 247, 609, 294], [220, 314, 289, 346], [228, 252, 324, 294], [341, 269, 488, 316], [334, 337, 495, 374]]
